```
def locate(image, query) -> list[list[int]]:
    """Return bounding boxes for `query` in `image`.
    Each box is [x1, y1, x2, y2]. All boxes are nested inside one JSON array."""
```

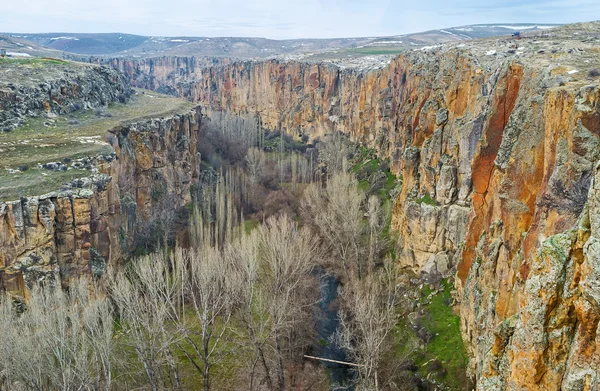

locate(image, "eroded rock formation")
[[0, 62, 132, 132]]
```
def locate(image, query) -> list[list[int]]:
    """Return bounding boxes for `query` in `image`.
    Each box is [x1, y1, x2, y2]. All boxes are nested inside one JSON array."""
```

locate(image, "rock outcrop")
[[105, 23, 600, 389], [0, 107, 202, 294], [0, 60, 132, 132]]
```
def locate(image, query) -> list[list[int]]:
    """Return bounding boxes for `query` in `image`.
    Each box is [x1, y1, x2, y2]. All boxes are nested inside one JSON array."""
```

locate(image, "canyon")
[[1, 21, 600, 390], [105, 22, 600, 390]]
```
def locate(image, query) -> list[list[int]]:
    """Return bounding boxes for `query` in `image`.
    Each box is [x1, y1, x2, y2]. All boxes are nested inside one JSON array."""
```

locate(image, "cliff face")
[[107, 34, 600, 388], [0, 177, 119, 293], [0, 108, 202, 294]]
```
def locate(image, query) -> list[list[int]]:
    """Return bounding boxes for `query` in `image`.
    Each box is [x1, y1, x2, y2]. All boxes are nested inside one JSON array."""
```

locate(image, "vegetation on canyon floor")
[[0, 115, 469, 390]]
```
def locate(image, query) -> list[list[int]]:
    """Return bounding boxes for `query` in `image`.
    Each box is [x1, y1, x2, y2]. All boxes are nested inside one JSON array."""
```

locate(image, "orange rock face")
[[109, 47, 600, 389], [0, 181, 118, 293]]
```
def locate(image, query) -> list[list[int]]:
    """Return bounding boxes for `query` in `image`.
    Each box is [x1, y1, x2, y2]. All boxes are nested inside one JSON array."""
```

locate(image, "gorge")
[[1, 21, 600, 390]]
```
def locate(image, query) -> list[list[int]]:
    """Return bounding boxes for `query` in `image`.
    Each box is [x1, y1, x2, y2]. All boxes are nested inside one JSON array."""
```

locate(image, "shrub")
[[429, 359, 444, 372], [588, 68, 600, 78], [94, 108, 113, 118], [416, 193, 437, 206], [416, 325, 433, 343], [261, 189, 298, 219]]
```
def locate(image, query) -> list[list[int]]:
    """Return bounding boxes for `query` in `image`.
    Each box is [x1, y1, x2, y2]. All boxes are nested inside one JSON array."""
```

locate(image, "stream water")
[[313, 267, 355, 390]]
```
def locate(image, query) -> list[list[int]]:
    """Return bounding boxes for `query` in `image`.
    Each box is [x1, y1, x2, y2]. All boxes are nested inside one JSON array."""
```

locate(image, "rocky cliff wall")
[[0, 107, 202, 295], [107, 40, 600, 389]]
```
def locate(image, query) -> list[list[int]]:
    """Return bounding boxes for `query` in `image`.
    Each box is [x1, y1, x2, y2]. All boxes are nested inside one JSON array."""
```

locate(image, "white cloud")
[[0, 0, 598, 38]]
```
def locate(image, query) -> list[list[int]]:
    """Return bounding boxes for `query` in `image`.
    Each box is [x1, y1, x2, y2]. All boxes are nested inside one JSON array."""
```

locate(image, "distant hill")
[[19, 33, 148, 55], [1, 23, 561, 59], [0, 34, 61, 58]]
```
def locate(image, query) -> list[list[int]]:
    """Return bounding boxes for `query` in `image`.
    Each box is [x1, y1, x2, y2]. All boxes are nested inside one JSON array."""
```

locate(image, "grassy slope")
[[418, 280, 469, 388], [395, 279, 469, 390], [0, 57, 67, 66], [0, 89, 195, 201], [347, 47, 405, 55], [0, 57, 89, 87]]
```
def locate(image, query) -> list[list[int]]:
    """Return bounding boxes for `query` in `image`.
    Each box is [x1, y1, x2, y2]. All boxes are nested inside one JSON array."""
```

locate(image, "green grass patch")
[[351, 158, 380, 174], [357, 179, 370, 192], [0, 169, 91, 202], [379, 171, 397, 200], [351, 155, 398, 203], [347, 47, 404, 56], [394, 279, 469, 390], [415, 193, 438, 206], [418, 280, 468, 389], [243, 219, 259, 234], [0, 57, 68, 66], [0, 57, 91, 87]]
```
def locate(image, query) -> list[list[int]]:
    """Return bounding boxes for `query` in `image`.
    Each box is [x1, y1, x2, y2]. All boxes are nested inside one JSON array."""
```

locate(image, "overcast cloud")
[[1, 0, 599, 39]]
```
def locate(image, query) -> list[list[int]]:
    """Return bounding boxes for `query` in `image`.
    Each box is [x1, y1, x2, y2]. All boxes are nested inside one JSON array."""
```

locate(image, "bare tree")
[[175, 247, 237, 391], [0, 294, 47, 391], [317, 132, 350, 174], [81, 287, 115, 391], [367, 195, 390, 272], [257, 214, 321, 391], [0, 280, 114, 391], [109, 252, 184, 391], [302, 171, 368, 279], [337, 260, 401, 391], [228, 215, 320, 391], [193, 166, 242, 249], [228, 230, 274, 390], [246, 147, 266, 185]]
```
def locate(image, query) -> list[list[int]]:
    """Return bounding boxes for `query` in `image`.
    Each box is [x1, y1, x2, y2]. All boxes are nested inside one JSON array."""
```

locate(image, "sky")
[[1, 0, 599, 39]]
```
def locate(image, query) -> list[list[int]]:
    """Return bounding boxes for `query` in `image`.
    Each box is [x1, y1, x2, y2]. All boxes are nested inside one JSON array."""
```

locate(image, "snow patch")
[[495, 25, 557, 30], [7, 52, 31, 57], [50, 36, 79, 41], [75, 136, 106, 146], [474, 24, 557, 30], [170, 39, 189, 42], [418, 45, 441, 51], [440, 29, 460, 37], [485, 50, 497, 56], [368, 40, 403, 45], [567, 69, 579, 75]]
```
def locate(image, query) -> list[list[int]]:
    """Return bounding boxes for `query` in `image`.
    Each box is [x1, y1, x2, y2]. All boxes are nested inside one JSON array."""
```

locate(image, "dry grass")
[[0, 89, 195, 201], [0, 57, 89, 87]]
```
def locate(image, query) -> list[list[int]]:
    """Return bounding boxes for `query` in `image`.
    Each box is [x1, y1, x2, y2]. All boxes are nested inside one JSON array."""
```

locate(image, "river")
[[313, 267, 355, 390]]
